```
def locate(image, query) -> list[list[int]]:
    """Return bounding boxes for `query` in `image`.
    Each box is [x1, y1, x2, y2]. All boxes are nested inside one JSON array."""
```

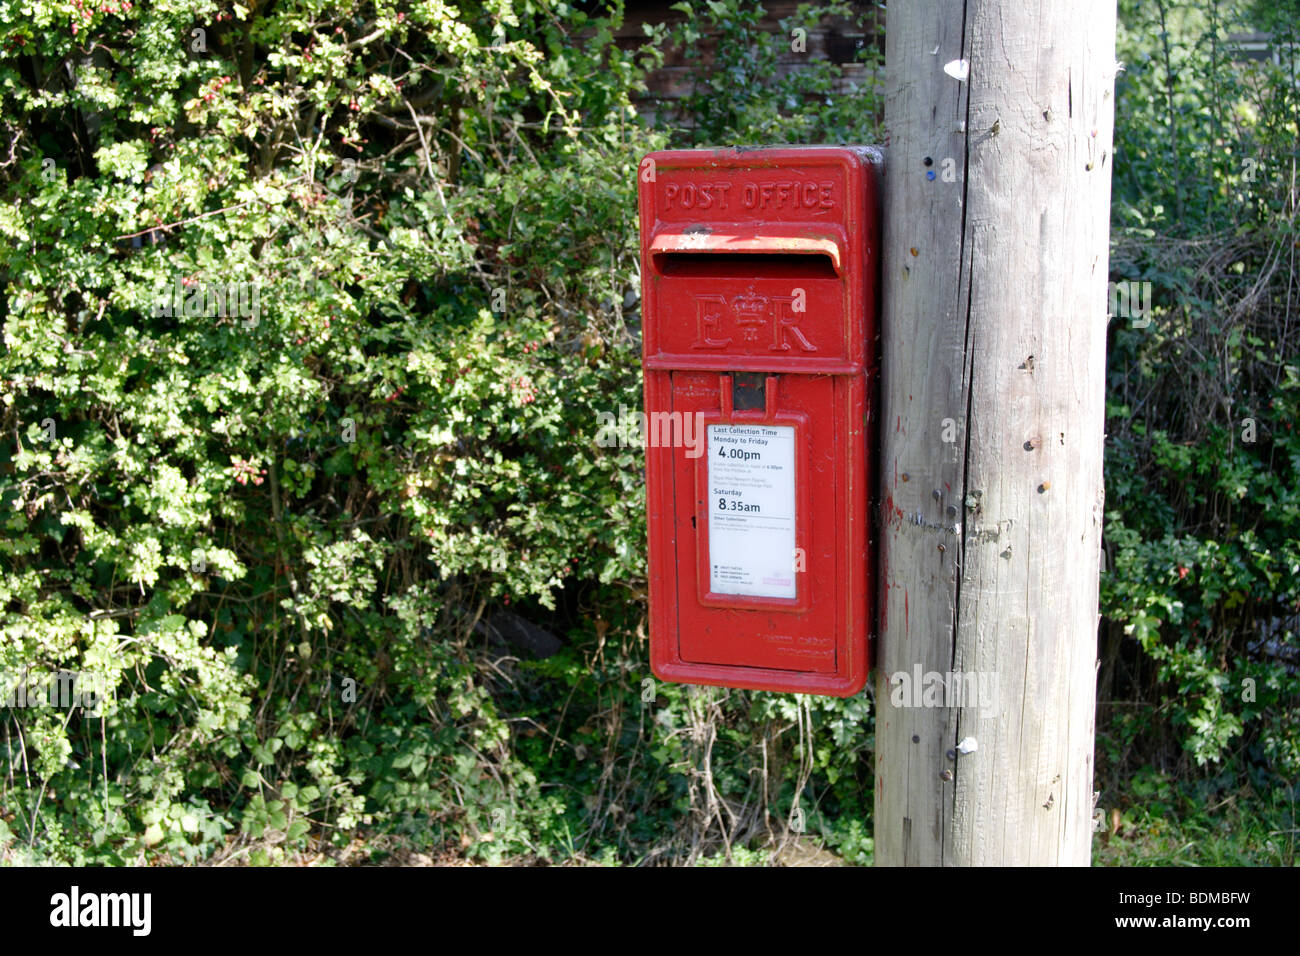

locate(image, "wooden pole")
[[873, 2, 1117, 865]]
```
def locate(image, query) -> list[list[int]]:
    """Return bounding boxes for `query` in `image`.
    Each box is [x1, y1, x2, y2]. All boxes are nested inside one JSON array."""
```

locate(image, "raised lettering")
[[770, 296, 817, 352], [692, 294, 731, 349]]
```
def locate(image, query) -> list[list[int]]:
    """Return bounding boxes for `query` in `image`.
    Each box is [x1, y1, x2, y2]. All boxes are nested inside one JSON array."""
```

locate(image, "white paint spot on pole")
[[944, 58, 970, 82]]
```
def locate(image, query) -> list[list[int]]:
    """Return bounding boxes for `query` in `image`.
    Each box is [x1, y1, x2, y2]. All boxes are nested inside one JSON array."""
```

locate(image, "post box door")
[[666, 370, 845, 673]]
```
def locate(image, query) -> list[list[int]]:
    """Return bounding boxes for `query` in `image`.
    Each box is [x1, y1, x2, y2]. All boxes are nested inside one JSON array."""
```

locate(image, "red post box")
[[638, 146, 880, 697]]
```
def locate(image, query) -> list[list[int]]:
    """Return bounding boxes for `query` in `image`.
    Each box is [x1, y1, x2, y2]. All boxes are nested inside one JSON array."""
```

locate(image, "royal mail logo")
[[691, 287, 817, 352]]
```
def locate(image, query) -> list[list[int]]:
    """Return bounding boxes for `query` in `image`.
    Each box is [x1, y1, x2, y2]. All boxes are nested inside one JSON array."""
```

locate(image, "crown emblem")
[[732, 287, 768, 341]]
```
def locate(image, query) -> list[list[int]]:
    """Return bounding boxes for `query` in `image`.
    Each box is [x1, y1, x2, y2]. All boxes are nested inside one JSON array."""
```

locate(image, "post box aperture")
[[639, 146, 880, 697]]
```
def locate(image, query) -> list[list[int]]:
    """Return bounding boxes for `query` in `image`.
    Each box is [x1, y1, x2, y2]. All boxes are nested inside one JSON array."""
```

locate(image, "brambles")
[[0, 0, 657, 864], [1100, 0, 1300, 790]]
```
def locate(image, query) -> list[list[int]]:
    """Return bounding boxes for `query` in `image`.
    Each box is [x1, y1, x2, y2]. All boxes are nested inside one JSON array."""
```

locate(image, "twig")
[[113, 176, 305, 241]]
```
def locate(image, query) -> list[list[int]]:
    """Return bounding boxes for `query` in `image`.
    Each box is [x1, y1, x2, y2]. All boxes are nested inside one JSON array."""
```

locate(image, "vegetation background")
[[0, 0, 1295, 866]]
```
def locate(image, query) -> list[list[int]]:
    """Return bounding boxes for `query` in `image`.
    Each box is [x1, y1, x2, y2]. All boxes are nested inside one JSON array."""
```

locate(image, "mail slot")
[[638, 146, 880, 697]]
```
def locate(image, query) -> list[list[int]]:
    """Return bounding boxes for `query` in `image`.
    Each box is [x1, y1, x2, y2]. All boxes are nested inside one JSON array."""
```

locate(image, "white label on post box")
[[707, 424, 796, 599]]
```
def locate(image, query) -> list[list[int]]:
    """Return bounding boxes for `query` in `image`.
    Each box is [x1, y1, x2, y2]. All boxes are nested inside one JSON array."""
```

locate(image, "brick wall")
[[613, 1, 882, 127]]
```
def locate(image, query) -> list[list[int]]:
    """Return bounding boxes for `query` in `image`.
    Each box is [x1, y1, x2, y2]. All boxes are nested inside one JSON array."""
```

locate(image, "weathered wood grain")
[[873, 0, 1116, 866]]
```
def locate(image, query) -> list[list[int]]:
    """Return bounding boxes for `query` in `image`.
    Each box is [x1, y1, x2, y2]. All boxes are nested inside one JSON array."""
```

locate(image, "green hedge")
[[0, 0, 883, 865]]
